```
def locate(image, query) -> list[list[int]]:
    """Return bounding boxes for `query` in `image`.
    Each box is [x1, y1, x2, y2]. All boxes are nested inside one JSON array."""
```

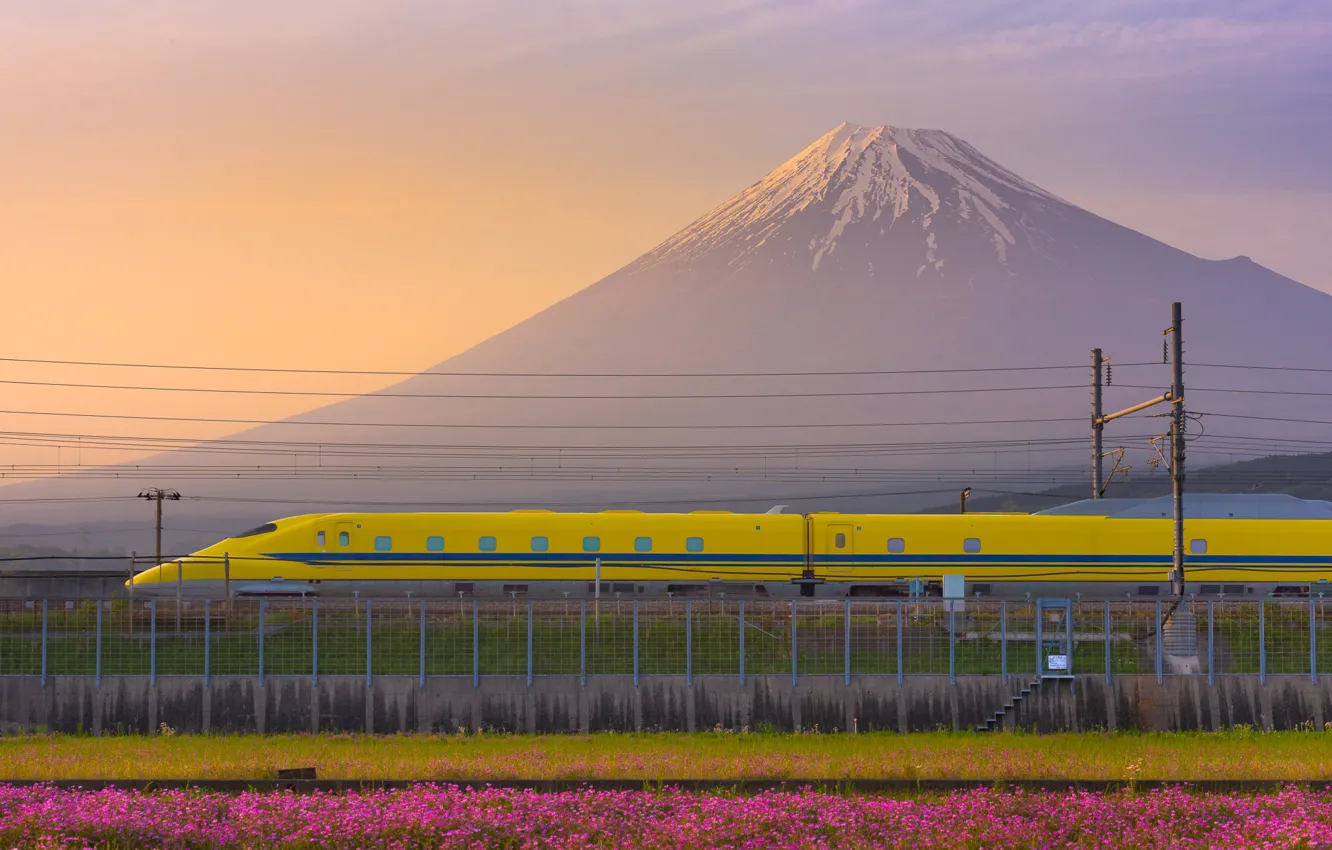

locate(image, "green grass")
[[0, 730, 1329, 780]]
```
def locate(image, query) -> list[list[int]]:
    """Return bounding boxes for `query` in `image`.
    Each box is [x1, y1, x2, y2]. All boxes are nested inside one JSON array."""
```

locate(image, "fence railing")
[[0, 597, 1326, 685]]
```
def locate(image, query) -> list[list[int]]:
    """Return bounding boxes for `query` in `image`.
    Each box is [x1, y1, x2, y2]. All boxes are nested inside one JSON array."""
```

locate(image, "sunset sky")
[[2, 0, 1330, 474]]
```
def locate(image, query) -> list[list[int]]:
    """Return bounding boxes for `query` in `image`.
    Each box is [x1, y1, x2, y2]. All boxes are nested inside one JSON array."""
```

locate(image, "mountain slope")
[[5, 122, 1332, 529]]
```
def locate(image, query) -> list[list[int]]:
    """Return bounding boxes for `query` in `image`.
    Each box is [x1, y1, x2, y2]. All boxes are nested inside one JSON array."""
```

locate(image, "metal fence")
[[1, 597, 1327, 685]]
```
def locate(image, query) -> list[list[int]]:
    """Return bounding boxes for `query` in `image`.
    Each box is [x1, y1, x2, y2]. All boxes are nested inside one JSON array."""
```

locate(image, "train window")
[[426, 536, 444, 552], [634, 536, 652, 553], [234, 523, 278, 538], [316, 531, 325, 546], [834, 533, 846, 549], [338, 531, 349, 546], [583, 536, 601, 552], [1189, 538, 1207, 554], [963, 538, 981, 554], [888, 538, 906, 554], [531, 536, 549, 552], [374, 536, 392, 552], [686, 537, 704, 553], [479, 536, 497, 552]]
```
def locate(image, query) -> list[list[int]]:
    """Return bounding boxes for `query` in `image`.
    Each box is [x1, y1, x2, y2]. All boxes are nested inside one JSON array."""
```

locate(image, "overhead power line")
[[0, 355, 1162, 378], [0, 377, 1104, 400], [0, 408, 1099, 430]]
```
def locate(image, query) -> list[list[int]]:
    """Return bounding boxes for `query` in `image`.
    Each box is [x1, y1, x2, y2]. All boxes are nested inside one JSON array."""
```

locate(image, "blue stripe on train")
[[263, 551, 805, 564]]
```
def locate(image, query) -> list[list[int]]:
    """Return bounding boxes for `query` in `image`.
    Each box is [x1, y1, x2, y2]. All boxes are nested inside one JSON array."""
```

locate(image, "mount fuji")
[[7, 122, 1332, 539]]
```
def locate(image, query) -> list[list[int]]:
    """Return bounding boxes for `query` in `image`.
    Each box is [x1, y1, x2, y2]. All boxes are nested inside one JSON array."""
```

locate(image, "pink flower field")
[[2, 784, 1332, 848]]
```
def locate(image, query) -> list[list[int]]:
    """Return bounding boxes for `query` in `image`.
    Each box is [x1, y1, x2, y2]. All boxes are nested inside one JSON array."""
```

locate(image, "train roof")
[[1035, 493, 1332, 520]]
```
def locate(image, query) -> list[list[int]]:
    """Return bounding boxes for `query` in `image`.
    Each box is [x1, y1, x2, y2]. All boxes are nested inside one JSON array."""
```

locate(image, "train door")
[[827, 523, 854, 573]]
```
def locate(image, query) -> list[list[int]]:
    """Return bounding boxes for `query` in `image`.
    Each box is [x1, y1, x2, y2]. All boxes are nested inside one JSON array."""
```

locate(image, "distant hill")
[[938, 451, 1332, 514]]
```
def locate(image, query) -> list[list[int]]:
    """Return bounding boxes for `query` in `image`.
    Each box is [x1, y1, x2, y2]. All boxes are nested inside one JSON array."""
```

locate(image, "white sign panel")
[[1047, 655, 1068, 671]]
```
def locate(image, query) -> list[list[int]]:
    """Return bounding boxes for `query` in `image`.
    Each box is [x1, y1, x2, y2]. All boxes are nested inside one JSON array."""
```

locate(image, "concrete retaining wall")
[[2, 674, 1328, 735]]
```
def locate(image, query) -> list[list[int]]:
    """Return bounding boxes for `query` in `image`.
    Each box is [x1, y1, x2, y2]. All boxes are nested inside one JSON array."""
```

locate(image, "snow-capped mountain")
[[7, 122, 1332, 532], [636, 122, 1063, 278]]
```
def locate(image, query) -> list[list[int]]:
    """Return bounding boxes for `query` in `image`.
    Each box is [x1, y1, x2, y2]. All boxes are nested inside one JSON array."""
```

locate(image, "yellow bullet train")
[[128, 494, 1332, 600]]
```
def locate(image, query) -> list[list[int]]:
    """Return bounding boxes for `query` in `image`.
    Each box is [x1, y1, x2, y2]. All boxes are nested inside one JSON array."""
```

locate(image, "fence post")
[[258, 599, 266, 688], [40, 600, 48, 689], [1035, 602, 1043, 678], [948, 602, 956, 687], [1155, 599, 1163, 684], [95, 600, 103, 688], [312, 598, 319, 688], [1259, 600, 1266, 687], [685, 601, 692, 687], [1000, 600, 1007, 679], [580, 600, 586, 687], [1312, 597, 1318, 685], [419, 601, 427, 688], [844, 599, 851, 687], [1103, 600, 1111, 685], [472, 599, 479, 689], [738, 600, 745, 687], [149, 599, 156, 688], [526, 600, 533, 688], [1207, 600, 1214, 686], [632, 600, 639, 688], [203, 600, 210, 687], [896, 599, 903, 686], [365, 599, 372, 691], [791, 601, 798, 689]]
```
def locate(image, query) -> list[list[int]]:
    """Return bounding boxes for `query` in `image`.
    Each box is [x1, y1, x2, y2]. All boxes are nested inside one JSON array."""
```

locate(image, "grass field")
[[2, 731, 1331, 780]]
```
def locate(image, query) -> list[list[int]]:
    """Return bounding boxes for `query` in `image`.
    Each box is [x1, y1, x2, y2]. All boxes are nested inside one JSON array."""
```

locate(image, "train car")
[[128, 509, 806, 599], [128, 494, 1332, 600], [813, 493, 1332, 599]]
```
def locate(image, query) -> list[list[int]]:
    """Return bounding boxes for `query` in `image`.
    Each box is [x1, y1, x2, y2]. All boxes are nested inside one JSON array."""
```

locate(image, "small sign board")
[[1046, 654, 1069, 671]]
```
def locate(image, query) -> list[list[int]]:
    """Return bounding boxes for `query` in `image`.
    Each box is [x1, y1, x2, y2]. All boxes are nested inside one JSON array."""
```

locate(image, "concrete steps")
[[976, 678, 1042, 732]]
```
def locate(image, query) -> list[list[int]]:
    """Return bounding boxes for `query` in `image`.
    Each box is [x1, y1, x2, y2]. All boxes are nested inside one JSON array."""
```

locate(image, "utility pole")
[[1090, 303, 1184, 594], [1092, 348, 1104, 498], [1167, 302, 1185, 598], [140, 488, 182, 629], [959, 487, 971, 514]]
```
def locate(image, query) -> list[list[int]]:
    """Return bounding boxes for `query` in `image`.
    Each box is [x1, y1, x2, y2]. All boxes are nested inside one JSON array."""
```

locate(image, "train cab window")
[[338, 531, 349, 546], [479, 536, 497, 552], [834, 533, 846, 549], [531, 536, 549, 552], [426, 536, 444, 552], [234, 523, 278, 538], [316, 531, 326, 547], [888, 538, 906, 554], [686, 537, 704, 553], [963, 538, 981, 554], [634, 537, 652, 553], [1189, 538, 1208, 555], [583, 537, 601, 552], [374, 536, 392, 552]]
